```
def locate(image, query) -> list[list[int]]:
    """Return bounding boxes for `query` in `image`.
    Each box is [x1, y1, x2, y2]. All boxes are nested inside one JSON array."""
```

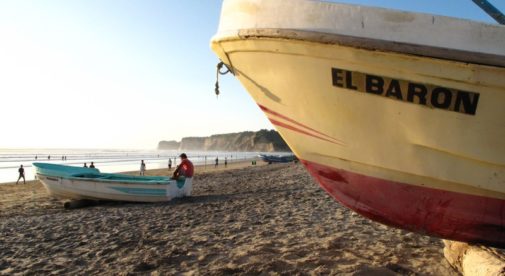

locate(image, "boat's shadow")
[[62, 195, 234, 209], [63, 187, 304, 209]]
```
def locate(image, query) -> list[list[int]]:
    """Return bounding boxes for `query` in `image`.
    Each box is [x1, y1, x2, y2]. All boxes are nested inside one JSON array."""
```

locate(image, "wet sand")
[[0, 162, 457, 275]]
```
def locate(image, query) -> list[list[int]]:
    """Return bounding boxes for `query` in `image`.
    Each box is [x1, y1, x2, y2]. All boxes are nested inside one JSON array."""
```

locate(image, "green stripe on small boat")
[[176, 179, 185, 189], [110, 187, 167, 196]]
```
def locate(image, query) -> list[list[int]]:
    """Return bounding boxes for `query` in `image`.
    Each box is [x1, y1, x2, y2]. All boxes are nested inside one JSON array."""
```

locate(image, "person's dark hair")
[[179, 153, 187, 159]]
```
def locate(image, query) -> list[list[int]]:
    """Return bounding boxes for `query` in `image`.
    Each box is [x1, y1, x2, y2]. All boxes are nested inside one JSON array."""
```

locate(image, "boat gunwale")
[[212, 28, 505, 68], [32, 162, 176, 185]]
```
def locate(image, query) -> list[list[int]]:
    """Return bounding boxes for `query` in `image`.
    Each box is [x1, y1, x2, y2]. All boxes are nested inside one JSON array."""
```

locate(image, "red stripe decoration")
[[258, 104, 345, 146], [301, 159, 505, 248], [268, 118, 341, 145]]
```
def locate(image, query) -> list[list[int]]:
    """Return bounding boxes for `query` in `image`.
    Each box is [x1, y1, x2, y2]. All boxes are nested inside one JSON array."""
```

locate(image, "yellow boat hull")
[[212, 0, 505, 247]]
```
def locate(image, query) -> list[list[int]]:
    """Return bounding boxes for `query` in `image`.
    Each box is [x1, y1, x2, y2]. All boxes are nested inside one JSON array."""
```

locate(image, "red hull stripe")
[[301, 159, 505, 248], [258, 104, 344, 145], [269, 118, 343, 145]]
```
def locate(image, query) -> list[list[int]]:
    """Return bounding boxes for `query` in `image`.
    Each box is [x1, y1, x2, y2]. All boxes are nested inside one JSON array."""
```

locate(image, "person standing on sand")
[[215, 157, 219, 168], [140, 160, 146, 176], [172, 153, 194, 196], [225, 157, 228, 168], [16, 165, 25, 184], [168, 159, 172, 170]]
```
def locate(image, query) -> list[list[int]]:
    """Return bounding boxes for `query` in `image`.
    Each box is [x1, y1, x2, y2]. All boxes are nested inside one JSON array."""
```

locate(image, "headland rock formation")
[[158, 130, 291, 152]]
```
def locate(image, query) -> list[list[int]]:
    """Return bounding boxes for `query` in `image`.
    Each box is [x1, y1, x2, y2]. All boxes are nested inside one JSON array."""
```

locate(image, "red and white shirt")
[[179, 159, 194, 178]]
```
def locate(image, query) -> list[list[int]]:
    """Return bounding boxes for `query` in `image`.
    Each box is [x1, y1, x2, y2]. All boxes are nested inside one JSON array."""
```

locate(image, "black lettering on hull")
[[331, 67, 480, 115]]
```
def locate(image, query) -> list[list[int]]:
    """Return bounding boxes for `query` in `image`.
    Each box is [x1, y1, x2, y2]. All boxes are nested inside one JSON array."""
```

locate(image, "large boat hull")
[[211, 0, 505, 247]]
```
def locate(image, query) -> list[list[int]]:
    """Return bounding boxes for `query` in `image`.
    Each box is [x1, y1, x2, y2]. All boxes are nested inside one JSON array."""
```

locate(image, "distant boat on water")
[[259, 154, 296, 164], [211, 0, 505, 247], [33, 163, 191, 202]]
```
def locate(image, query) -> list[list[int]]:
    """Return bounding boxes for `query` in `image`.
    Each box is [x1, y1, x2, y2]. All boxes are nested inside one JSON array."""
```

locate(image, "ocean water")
[[0, 148, 272, 184]]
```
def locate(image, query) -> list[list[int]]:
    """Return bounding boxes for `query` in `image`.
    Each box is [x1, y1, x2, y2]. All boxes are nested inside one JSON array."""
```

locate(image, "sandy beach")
[[0, 162, 458, 275]]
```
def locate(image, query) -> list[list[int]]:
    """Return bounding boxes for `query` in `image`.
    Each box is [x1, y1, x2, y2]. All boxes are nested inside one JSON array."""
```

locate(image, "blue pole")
[[472, 0, 505, 25]]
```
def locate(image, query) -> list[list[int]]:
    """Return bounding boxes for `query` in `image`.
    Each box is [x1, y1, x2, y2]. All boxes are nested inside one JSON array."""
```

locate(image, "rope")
[[214, 61, 232, 98], [472, 0, 505, 25]]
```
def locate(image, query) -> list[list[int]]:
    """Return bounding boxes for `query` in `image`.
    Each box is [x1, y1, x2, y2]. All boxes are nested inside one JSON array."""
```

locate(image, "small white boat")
[[33, 162, 192, 202], [259, 153, 296, 164]]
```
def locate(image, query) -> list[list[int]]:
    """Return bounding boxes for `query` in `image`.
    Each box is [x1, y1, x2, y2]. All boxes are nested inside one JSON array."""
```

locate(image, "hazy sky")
[[0, 0, 502, 149]]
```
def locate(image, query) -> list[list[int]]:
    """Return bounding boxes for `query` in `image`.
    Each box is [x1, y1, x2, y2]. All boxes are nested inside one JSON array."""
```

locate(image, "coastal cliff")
[[158, 129, 291, 152]]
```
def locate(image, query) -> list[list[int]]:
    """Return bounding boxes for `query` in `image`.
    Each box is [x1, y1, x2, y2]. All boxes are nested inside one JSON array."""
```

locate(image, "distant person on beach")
[[84, 163, 88, 168], [140, 160, 146, 176], [215, 157, 219, 168], [225, 157, 228, 168], [35, 155, 37, 160], [89, 162, 95, 169], [168, 159, 172, 170], [48, 155, 50, 160], [172, 153, 194, 196], [16, 165, 25, 184]]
